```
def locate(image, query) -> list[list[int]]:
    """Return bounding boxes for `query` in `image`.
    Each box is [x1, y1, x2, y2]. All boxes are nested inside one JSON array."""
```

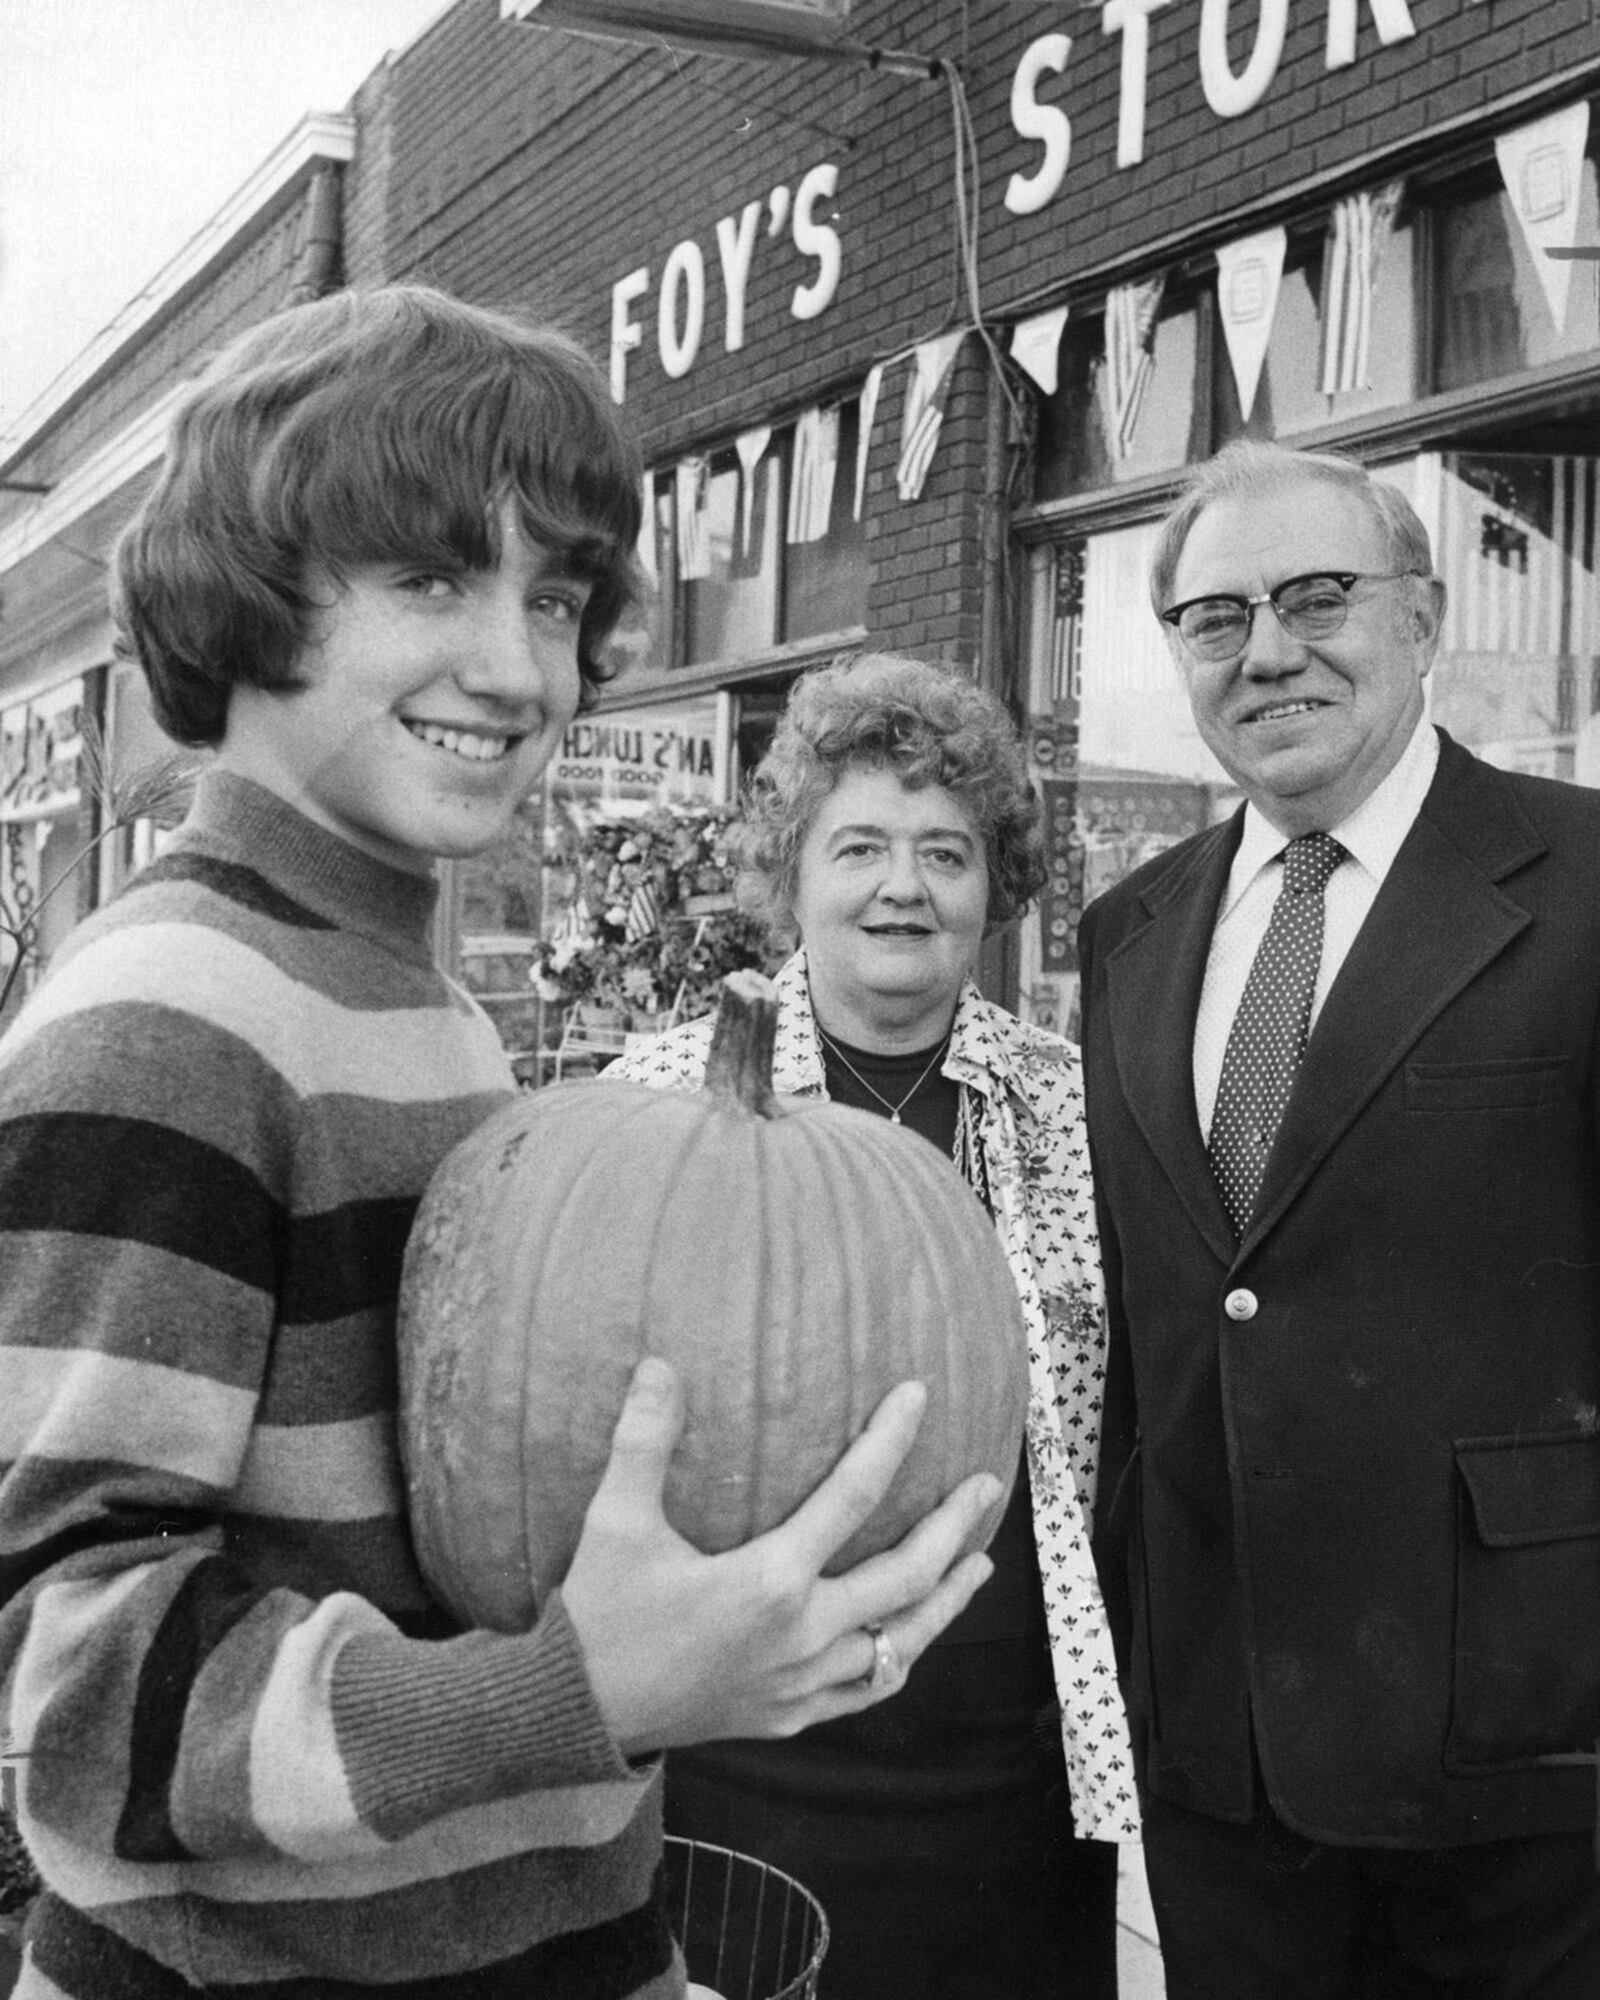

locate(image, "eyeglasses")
[[1160, 570, 1422, 664]]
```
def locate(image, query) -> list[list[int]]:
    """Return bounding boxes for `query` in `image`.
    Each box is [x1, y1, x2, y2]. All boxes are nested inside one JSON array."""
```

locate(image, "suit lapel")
[[1245, 739, 1544, 1249], [1105, 817, 1240, 1264]]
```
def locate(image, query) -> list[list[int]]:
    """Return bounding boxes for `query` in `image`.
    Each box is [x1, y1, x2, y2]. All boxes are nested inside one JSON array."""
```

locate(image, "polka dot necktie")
[[1207, 833, 1346, 1238]]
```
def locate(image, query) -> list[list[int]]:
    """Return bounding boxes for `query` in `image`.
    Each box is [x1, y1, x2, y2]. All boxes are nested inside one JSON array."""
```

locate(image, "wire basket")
[[663, 1836, 829, 2000]]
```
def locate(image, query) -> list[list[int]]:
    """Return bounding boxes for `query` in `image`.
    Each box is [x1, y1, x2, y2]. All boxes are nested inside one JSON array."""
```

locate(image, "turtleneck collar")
[[179, 769, 441, 965]]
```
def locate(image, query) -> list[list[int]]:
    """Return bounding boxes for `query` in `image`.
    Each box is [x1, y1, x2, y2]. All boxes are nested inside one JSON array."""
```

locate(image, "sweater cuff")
[[331, 1591, 642, 1841]]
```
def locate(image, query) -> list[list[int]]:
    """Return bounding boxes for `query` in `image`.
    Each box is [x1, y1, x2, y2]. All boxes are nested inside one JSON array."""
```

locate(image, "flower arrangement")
[[531, 803, 778, 1025]]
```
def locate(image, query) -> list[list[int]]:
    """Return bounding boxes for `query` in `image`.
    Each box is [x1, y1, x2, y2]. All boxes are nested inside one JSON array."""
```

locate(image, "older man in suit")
[[1079, 439, 1600, 1996]]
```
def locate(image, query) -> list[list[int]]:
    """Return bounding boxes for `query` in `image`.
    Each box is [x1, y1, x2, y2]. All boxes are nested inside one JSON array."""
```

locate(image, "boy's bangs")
[[276, 360, 640, 580]]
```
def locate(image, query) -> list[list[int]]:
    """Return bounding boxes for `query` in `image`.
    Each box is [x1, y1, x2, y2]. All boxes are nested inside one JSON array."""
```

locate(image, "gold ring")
[[864, 1623, 901, 1693]]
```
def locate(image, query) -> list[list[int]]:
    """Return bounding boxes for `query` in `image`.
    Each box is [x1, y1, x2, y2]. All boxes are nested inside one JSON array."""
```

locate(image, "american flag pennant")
[[674, 457, 711, 582], [1099, 277, 1165, 460], [1319, 180, 1404, 396], [624, 877, 661, 942], [786, 406, 839, 544], [734, 426, 771, 555], [854, 365, 883, 521], [896, 331, 965, 502]]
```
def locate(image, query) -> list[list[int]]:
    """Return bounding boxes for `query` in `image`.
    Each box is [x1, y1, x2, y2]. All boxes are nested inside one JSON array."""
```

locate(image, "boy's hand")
[[559, 1357, 999, 1757]]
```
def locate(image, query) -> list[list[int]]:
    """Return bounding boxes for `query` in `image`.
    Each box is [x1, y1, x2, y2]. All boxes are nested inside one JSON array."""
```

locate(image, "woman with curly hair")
[[615, 653, 1137, 1999]]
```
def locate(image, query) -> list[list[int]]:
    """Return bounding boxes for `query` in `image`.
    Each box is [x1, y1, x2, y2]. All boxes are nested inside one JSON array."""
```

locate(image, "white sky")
[[0, 0, 451, 435]]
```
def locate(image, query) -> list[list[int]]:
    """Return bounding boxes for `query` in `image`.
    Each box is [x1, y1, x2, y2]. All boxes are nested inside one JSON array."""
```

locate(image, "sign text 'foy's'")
[[611, 163, 841, 400]]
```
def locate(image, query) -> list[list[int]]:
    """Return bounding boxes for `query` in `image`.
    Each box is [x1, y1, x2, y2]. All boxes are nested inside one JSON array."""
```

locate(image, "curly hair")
[[113, 284, 644, 747], [734, 654, 1046, 939]]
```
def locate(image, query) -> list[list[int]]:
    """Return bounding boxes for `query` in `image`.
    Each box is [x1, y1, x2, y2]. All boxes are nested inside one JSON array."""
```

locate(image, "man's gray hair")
[[1149, 440, 1437, 616]]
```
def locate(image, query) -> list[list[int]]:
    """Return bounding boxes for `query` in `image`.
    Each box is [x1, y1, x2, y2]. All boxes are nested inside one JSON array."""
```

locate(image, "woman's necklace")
[[815, 1024, 952, 1124]]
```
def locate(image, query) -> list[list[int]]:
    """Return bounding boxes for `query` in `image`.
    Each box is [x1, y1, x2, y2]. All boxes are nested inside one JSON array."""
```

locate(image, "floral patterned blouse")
[[613, 951, 1140, 1842]]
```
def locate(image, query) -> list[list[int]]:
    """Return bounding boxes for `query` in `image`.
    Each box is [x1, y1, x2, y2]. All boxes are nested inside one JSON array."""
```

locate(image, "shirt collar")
[[770, 949, 1020, 1097], [1224, 713, 1439, 913]]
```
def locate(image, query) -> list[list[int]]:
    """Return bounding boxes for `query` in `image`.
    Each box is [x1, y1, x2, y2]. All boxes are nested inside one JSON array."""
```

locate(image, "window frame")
[[619, 401, 873, 701]]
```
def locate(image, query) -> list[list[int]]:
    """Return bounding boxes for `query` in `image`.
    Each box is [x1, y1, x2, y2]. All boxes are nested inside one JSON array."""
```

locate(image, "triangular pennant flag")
[[1496, 102, 1590, 333], [787, 406, 840, 545], [1319, 181, 1404, 396], [1099, 278, 1165, 460], [636, 473, 658, 584], [1011, 306, 1070, 397], [897, 331, 965, 503], [674, 457, 711, 582], [734, 426, 772, 556], [855, 365, 884, 521], [1216, 227, 1286, 422]]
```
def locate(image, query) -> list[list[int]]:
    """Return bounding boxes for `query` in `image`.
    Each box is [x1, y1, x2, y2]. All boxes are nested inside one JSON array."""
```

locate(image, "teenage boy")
[[0, 285, 999, 2000]]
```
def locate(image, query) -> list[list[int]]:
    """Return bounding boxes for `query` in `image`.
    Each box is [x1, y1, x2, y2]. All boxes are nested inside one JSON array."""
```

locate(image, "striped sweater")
[[0, 772, 676, 1998]]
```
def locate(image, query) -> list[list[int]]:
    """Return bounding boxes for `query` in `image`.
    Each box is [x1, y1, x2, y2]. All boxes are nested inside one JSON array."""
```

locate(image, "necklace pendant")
[[890, 1110, 902, 1124]]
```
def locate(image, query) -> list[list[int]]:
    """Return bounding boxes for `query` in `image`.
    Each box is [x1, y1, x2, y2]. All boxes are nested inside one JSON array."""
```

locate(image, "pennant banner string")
[[897, 331, 965, 503], [1216, 226, 1287, 423], [855, 365, 884, 522], [1495, 102, 1590, 334], [1319, 179, 1403, 397], [733, 426, 771, 557], [1100, 277, 1165, 461]]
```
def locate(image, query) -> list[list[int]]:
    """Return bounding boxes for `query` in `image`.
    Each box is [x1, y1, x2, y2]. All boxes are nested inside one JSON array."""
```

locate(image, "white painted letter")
[[791, 163, 841, 321], [1326, 0, 1416, 71], [1199, 0, 1287, 118], [1005, 33, 1072, 217], [658, 240, 706, 380], [610, 265, 649, 402], [716, 200, 763, 352], [1103, 0, 1171, 169]]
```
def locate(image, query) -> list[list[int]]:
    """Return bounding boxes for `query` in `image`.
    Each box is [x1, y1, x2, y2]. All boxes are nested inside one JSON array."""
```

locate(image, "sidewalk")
[[1117, 1842, 1166, 1999]]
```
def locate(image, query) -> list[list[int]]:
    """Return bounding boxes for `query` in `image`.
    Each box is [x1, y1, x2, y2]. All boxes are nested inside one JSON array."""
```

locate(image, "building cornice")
[[0, 112, 355, 470], [0, 382, 187, 577]]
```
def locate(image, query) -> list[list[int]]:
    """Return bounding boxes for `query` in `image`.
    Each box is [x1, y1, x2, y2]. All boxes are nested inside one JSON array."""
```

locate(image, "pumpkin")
[[398, 969, 1030, 1633]]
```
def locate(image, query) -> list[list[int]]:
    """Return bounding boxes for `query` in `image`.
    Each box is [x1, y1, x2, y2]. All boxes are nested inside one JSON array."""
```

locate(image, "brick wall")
[[365, 0, 1599, 671], [379, 2, 1600, 433]]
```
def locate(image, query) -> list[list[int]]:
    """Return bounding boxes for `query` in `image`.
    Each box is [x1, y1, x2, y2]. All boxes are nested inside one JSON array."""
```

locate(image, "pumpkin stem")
[[703, 969, 781, 1118]]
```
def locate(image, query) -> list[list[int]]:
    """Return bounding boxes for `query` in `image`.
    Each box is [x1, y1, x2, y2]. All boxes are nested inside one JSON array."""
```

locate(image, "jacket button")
[[1224, 1288, 1259, 1321]]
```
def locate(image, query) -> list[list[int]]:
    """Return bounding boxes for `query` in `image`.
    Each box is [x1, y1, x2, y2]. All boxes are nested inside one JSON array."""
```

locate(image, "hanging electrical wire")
[[943, 60, 1028, 434]]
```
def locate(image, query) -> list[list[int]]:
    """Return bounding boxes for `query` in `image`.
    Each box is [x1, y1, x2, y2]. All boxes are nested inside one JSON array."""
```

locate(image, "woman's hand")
[[560, 1357, 999, 1758]]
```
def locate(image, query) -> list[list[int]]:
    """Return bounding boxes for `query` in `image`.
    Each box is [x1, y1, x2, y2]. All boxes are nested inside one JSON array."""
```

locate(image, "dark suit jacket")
[[1079, 730, 1600, 1847]]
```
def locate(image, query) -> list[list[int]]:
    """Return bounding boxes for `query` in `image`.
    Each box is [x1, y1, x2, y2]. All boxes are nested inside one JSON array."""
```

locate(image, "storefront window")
[[731, 678, 793, 791], [1218, 221, 1416, 440], [685, 449, 782, 664], [99, 662, 195, 900], [605, 475, 677, 682], [453, 791, 547, 1056], [515, 690, 778, 1071], [1, 677, 95, 1019], [548, 693, 727, 809], [1435, 171, 1600, 390], [1034, 299, 1202, 501], [786, 398, 871, 643], [1404, 447, 1600, 785], [452, 694, 738, 1068], [1018, 524, 1237, 1034], [625, 399, 874, 676]]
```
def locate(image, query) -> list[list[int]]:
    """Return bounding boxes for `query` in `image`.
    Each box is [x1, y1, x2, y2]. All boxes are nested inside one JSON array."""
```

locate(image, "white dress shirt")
[[1193, 716, 1440, 1139]]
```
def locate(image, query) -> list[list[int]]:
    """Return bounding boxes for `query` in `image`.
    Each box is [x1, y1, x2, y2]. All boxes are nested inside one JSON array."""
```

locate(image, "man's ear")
[[1412, 574, 1447, 659]]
